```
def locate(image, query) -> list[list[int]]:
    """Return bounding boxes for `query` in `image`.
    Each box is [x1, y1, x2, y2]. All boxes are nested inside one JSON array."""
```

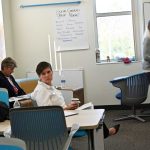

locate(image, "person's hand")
[[66, 101, 79, 110]]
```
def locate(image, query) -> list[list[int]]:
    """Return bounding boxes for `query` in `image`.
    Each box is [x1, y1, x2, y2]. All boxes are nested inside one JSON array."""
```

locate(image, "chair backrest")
[[0, 88, 9, 106], [16, 78, 38, 94], [0, 137, 26, 150], [10, 106, 69, 150], [111, 73, 149, 106]]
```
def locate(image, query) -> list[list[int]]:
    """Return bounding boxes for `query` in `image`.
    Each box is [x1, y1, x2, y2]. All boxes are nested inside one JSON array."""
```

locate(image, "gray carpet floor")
[[71, 109, 150, 150], [104, 109, 150, 150]]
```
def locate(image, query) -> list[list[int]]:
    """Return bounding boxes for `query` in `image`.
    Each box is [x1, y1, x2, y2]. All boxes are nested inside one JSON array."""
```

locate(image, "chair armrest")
[[63, 123, 79, 150], [110, 77, 127, 89], [110, 76, 127, 83]]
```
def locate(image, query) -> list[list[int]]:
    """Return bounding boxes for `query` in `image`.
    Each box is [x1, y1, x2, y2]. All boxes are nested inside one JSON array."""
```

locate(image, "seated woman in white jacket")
[[31, 61, 120, 138]]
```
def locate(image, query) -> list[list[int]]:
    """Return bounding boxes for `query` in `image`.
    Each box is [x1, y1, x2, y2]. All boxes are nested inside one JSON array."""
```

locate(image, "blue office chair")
[[10, 106, 79, 150], [110, 72, 150, 122], [0, 137, 26, 150], [0, 88, 9, 106]]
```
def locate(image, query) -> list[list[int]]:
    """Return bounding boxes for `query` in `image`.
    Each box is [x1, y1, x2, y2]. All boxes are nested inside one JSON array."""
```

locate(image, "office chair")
[[110, 72, 150, 122], [10, 106, 79, 150], [0, 137, 26, 150], [0, 88, 9, 106]]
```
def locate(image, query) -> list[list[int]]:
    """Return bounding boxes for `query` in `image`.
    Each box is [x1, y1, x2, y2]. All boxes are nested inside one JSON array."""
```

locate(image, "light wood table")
[[66, 109, 105, 150], [0, 109, 105, 150]]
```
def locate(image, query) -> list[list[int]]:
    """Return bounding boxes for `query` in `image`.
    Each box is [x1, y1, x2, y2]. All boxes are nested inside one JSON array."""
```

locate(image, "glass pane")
[[97, 15, 135, 61], [0, 0, 5, 61], [96, 0, 131, 13]]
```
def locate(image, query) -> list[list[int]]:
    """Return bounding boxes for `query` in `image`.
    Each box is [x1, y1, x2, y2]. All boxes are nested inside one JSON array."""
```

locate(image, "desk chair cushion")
[[0, 88, 9, 106], [73, 130, 87, 138], [116, 92, 121, 100], [0, 145, 24, 150], [0, 137, 26, 150]]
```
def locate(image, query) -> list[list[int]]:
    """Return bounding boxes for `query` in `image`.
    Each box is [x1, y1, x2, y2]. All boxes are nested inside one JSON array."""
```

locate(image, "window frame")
[[94, 0, 141, 63], [0, 0, 6, 61]]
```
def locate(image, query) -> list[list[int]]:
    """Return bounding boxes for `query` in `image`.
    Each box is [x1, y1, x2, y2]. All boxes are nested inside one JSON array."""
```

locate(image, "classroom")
[[0, 0, 150, 150]]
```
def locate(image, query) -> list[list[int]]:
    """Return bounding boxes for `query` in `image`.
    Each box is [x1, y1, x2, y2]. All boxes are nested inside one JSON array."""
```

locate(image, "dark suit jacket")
[[0, 71, 26, 97]]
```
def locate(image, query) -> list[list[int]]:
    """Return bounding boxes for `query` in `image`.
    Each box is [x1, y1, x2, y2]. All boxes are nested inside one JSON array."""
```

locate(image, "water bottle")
[[13, 100, 20, 108], [96, 49, 100, 63], [60, 74, 66, 88]]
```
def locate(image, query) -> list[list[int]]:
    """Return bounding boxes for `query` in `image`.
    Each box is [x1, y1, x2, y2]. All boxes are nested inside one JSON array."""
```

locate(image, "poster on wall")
[[53, 6, 89, 51]]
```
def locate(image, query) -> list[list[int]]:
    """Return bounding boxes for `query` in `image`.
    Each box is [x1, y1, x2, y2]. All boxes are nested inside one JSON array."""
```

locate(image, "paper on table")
[[64, 110, 78, 117], [76, 102, 94, 110], [9, 94, 31, 102]]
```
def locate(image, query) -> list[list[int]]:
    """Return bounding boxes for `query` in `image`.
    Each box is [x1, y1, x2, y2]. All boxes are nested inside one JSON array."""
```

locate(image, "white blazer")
[[31, 81, 66, 108]]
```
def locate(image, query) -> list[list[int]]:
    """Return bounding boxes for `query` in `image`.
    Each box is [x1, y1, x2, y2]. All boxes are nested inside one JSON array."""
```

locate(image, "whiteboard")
[[53, 69, 84, 88], [26, 69, 84, 89], [143, 2, 150, 29]]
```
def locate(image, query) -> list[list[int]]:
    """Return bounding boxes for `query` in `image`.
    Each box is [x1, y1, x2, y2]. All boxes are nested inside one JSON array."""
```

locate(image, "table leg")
[[87, 127, 104, 150], [87, 130, 93, 150]]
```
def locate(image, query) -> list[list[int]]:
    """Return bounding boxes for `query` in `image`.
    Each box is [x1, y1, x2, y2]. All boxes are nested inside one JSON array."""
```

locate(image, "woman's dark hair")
[[36, 61, 52, 76], [1, 57, 17, 70]]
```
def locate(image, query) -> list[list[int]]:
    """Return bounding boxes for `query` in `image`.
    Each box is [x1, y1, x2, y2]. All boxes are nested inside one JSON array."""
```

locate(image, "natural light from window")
[[0, 1, 5, 62], [96, 0, 135, 62], [96, 0, 131, 13]]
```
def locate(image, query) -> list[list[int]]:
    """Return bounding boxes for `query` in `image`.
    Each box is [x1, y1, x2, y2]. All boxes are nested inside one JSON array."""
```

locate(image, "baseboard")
[[94, 103, 150, 111]]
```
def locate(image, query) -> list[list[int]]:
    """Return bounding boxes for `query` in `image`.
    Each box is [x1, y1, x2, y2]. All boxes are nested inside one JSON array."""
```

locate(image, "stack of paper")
[[76, 102, 94, 110]]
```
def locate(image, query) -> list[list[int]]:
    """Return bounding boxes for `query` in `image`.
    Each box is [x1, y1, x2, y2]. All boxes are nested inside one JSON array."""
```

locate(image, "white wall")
[[2, 0, 149, 105]]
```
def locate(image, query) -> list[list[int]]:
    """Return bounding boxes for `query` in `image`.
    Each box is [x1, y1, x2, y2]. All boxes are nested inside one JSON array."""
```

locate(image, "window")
[[96, 0, 135, 62], [0, 1, 5, 62]]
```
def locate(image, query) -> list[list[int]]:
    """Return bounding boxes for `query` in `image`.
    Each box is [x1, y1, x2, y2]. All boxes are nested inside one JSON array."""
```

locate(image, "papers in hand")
[[76, 102, 94, 110], [9, 94, 31, 102]]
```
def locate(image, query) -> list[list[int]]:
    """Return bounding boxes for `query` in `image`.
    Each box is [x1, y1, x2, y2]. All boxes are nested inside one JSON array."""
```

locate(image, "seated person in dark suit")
[[0, 57, 25, 98]]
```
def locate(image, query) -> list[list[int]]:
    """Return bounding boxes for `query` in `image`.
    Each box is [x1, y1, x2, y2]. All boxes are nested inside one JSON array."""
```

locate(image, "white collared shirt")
[[31, 81, 66, 108]]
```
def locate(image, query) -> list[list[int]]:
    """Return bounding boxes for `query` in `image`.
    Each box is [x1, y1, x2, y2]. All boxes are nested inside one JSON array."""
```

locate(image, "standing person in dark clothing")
[[142, 20, 150, 82], [0, 57, 25, 97], [143, 20, 150, 71]]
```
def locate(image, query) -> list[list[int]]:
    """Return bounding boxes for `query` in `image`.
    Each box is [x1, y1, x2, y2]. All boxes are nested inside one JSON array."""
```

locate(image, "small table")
[[66, 109, 105, 150]]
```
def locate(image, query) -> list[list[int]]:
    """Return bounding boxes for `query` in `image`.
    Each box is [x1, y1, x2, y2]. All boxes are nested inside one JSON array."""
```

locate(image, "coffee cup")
[[71, 98, 80, 104]]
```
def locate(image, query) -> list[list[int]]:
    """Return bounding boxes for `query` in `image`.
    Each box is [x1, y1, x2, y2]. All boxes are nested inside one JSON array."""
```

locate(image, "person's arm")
[[63, 101, 79, 110], [0, 77, 7, 88], [31, 87, 51, 106], [143, 38, 150, 62], [10, 76, 26, 95], [0, 76, 15, 97]]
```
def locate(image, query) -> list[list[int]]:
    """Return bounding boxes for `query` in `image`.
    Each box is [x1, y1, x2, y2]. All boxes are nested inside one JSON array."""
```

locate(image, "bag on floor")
[[0, 101, 9, 122]]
